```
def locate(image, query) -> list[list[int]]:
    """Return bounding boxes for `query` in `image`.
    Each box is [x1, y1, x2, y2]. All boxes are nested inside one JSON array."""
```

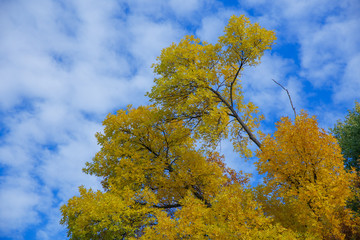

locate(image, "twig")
[[272, 79, 297, 118]]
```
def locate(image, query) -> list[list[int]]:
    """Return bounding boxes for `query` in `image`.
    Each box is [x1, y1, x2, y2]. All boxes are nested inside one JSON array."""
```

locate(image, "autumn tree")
[[147, 15, 276, 156], [256, 112, 359, 239], [61, 106, 293, 239], [61, 15, 359, 239]]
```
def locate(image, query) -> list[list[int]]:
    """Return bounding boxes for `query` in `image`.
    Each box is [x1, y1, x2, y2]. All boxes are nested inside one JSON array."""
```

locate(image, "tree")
[[147, 15, 276, 156], [61, 15, 359, 239], [61, 105, 293, 239], [255, 112, 359, 239], [331, 102, 360, 216], [331, 102, 360, 171]]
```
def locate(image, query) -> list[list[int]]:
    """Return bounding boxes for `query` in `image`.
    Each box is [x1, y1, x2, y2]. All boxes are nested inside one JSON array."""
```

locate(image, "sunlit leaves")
[[60, 186, 155, 239], [142, 185, 297, 240], [256, 112, 358, 239], [85, 105, 231, 205], [60, 14, 359, 240], [219, 15, 276, 67], [61, 105, 249, 239], [148, 15, 275, 156]]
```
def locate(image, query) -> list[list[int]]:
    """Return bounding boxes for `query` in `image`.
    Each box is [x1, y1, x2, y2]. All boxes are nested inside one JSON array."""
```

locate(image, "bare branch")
[[137, 201, 182, 209], [272, 79, 297, 118], [154, 203, 181, 209]]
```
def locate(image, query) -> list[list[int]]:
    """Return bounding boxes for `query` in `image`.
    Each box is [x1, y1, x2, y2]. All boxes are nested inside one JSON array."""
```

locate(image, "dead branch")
[[272, 79, 297, 118]]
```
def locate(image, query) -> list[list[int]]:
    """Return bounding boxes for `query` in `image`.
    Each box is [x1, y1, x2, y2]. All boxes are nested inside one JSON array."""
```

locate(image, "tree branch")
[[230, 63, 243, 107], [154, 203, 181, 209], [272, 79, 297, 118], [136, 201, 181, 209], [208, 87, 262, 149], [191, 185, 212, 208]]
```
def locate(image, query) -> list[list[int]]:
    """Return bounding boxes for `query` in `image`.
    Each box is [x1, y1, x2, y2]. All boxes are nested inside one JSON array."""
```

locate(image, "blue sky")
[[0, 0, 359, 239]]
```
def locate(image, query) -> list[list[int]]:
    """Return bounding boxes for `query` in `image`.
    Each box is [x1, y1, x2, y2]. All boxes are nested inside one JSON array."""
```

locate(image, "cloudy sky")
[[0, 0, 359, 239]]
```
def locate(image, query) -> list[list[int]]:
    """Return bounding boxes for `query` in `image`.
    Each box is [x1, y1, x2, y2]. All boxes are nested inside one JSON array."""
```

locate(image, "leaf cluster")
[[256, 112, 358, 239]]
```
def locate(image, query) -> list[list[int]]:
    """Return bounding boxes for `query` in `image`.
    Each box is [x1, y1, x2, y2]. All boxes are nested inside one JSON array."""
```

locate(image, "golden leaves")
[[60, 186, 155, 239], [148, 15, 274, 156], [142, 185, 296, 240], [60, 14, 359, 240], [256, 112, 358, 239], [219, 15, 276, 67]]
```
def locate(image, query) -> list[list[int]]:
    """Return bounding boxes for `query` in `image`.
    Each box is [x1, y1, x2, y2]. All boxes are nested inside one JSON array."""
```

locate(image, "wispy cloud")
[[0, 0, 359, 239]]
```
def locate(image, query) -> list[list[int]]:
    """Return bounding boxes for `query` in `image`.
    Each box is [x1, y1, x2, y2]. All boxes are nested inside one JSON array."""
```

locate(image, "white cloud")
[[195, 9, 237, 43], [0, 103, 103, 237], [0, 0, 188, 238], [196, 16, 225, 42], [0, 0, 359, 239], [0, 176, 41, 235], [127, 15, 184, 68], [169, 0, 203, 17], [242, 0, 360, 88], [35, 207, 66, 240], [238, 0, 360, 132], [299, 17, 360, 86], [39, 134, 102, 201], [334, 53, 360, 103]]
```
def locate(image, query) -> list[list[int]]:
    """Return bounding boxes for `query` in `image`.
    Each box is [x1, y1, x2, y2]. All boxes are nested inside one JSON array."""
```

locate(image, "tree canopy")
[[61, 15, 359, 240], [331, 101, 360, 217], [256, 112, 358, 239], [331, 102, 360, 171]]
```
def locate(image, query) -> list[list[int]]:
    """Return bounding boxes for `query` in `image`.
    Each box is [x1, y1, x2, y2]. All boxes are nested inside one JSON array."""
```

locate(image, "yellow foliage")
[[60, 14, 358, 240], [61, 106, 255, 239], [60, 186, 155, 239], [256, 112, 359, 239], [142, 185, 298, 240], [147, 14, 275, 156], [85, 105, 232, 206]]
